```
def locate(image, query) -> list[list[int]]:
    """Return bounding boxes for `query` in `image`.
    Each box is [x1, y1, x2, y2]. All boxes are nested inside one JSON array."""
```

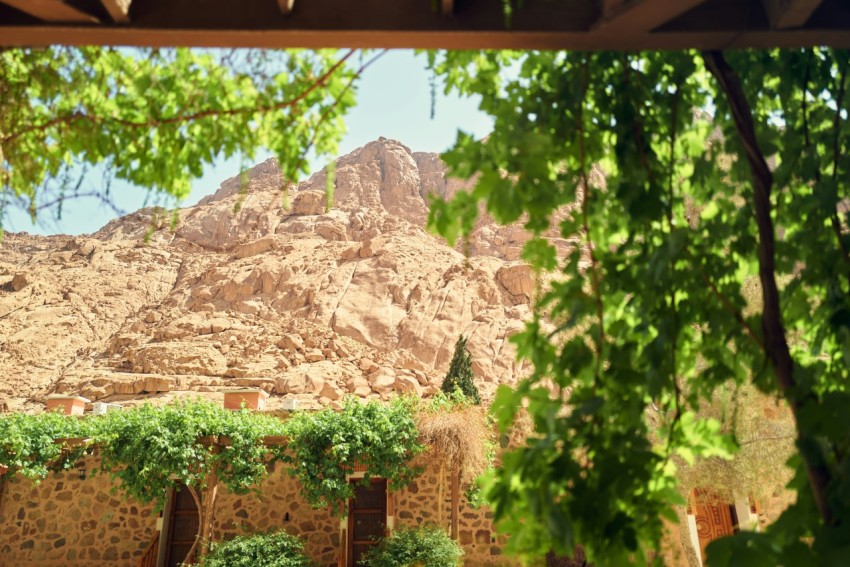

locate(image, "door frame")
[[344, 476, 389, 567], [156, 484, 202, 567]]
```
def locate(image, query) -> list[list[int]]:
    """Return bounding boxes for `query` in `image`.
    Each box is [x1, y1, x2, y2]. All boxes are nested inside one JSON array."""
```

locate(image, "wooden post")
[[196, 440, 221, 560], [155, 487, 175, 567], [437, 463, 445, 528], [450, 466, 459, 541], [338, 500, 347, 567]]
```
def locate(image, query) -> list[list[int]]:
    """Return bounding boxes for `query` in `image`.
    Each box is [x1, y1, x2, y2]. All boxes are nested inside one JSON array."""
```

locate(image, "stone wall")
[[211, 464, 340, 567], [0, 463, 158, 567], [0, 453, 514, 567], [394, 456, 517, 566]]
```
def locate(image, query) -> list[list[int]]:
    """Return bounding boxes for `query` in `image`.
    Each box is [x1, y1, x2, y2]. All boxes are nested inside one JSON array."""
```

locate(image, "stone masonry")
[[0, 452, 516, 567]]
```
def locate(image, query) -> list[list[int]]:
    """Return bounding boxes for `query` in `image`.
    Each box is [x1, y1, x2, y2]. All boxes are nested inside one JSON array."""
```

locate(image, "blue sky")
[[6, 50, 493, 236]]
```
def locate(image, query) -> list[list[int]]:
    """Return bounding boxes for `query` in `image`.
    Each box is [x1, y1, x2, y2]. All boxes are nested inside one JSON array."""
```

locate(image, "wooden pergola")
[[0, 0, 848, 50]]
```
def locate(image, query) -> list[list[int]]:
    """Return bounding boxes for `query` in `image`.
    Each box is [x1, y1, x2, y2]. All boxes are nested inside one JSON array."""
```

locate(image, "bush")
[[440, 335, 480, 404], [204, 531, 312, 567], [361, 526, 463, 567]]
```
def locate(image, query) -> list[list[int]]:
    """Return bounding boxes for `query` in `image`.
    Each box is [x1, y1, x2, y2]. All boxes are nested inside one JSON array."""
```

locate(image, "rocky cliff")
[[0, 138, 551, 412]]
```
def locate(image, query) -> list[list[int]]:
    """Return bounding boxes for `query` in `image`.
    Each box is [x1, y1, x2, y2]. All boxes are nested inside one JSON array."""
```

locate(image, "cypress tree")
[[440, 335, 481, 404]]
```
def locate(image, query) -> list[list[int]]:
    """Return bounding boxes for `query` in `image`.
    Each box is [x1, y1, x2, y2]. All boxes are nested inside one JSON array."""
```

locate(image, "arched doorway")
[[163, 484, 201, 567]]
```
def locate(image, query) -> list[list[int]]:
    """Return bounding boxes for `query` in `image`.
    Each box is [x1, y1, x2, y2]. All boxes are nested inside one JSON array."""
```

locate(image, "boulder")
[[496, 264, 535, 302], [10, 274, 28, 291], [368, 367, 396, 395], [319, 381, 343, 401], [304, 349, 325, 363], [291, 191, 326, 216], [279, 334, 304, 352], [394, 375, 422, 396]]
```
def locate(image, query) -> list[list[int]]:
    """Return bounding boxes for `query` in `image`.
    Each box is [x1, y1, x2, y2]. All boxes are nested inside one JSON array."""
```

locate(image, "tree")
[[0, 47, 383, 232], [441, 335, 481, 404], [427, 48, 850, 566]]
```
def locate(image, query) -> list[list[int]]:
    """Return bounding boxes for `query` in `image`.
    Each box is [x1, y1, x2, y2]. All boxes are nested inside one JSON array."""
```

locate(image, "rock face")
[[0, 137, 565, 412]]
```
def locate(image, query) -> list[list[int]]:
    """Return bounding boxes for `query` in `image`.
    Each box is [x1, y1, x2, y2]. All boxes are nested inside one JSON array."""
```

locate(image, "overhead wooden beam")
[[2, 26, 850, 51], [0, 0, 848, 50], [99, 0, 132, 23], [594, 0, 710, 34], [761, 0, 823, 29], [0, 0, 98, 23]]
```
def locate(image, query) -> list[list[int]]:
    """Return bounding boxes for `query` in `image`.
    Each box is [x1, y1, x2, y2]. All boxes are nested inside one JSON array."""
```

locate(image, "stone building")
[[0, 393, 511, 567], [0, 454, 510, 567]]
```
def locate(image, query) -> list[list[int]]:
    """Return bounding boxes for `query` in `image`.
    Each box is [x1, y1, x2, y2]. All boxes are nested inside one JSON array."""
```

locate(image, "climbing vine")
[[0, 397, 456, 517], [0, 399, 287, 509], [93, 400, 287, 508], [0, 410, 89, 480], [280, 398, 424, 511]]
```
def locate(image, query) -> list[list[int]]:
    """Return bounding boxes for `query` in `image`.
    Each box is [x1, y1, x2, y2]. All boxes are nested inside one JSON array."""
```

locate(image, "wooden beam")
[[2, 25, 850, 51], [761, 0, 823, 29], [593, 0, 710, 34], [99, 0, 132, 23], [0, 0, 98, 23]]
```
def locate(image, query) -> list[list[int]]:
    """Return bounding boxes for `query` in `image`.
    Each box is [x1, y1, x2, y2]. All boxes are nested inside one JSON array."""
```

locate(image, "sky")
[[6, 50, 493, 236]]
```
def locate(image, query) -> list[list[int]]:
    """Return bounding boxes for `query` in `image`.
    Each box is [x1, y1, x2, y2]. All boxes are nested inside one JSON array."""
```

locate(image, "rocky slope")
[[0, 138, 558, 413]]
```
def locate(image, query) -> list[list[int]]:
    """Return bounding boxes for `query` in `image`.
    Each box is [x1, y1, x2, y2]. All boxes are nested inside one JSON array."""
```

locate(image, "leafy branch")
[[0, 49, 357, 145]]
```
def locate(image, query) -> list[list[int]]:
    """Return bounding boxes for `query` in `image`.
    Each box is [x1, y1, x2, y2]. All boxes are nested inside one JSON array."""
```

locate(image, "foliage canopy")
[[427, 47, 850, 566], [281, 397, 424, 511], [0, 47, 371, 230], [0, 397, 426, 515], [0, 399, 287, 508]]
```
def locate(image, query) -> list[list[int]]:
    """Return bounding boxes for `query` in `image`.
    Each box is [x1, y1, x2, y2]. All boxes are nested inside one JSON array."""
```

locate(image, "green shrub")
[[440, 335, 480, 404], [361, 526, 463, 567], [204, 531, 312, 567]]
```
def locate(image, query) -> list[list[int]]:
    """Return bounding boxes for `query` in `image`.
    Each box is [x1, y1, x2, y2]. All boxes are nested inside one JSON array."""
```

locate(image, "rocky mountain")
[[0, 138, 559, 413]]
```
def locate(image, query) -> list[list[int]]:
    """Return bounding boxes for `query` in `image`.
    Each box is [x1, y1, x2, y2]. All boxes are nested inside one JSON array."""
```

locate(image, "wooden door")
[[348, 478, 387, 566], [164, 485, 200, 567], [691, 488, 738, 563]]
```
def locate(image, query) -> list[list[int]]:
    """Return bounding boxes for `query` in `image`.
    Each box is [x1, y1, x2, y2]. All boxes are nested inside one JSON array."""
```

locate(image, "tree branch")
[[287, 49, 388, 181], [1, 49, 357, 145], [830, 57, 850, 290], [578, 57, 605, 381], [687, 251, 766, 352], [702, 49, 833, 525], [666, 85, 683, 456]]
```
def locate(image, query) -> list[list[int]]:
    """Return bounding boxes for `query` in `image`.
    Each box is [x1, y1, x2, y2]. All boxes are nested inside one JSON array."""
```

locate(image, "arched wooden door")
[[164, 485, 200, 567], [690, 488, 738, 563], [348, 478, 387, 566]]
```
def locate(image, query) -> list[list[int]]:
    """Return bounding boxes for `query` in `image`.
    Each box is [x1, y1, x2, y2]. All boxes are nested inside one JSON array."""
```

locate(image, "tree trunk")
[[702, 49, 833, 525]]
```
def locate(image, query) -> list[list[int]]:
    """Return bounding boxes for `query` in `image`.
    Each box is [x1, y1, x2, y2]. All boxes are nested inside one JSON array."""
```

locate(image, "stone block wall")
[[393, 456, 517, 566], [211, 464, 339, 567], [0, 453, 514, 567], [0, 464, 158, 567]]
